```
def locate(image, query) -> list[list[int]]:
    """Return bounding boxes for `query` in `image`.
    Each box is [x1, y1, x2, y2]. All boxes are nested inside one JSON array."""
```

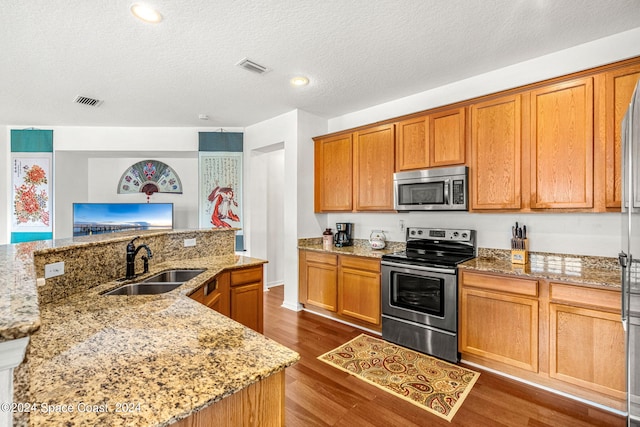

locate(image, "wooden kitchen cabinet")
[[395, 107, 466, 171], [604, 64, 640, 209], [459, 269, 626, 410], [470, 94, 522, 210], [338, 255, 381, 325], [459, 271, 539, 372], [548, 283, 625, 399], [230, 266, 264, 333], [314, 133, 353, 211], [299, 250, 382, 330], [530, 77, 594, 209], [353, 123, 395, 210], [299, 250, 338, 312], [189, 265, 262, 333]]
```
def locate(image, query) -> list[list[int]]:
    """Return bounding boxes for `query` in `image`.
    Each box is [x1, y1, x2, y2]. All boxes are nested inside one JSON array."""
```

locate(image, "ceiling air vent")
[[73, 95, 103, 107], [235, 58, 269, 74]]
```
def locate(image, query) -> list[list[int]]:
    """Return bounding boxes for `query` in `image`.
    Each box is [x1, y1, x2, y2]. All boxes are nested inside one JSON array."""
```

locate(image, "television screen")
[[73, 203, 174, 237]]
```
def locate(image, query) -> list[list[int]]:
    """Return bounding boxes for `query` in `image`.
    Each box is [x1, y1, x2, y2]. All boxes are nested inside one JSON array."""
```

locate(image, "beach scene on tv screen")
[[73, 203, 173, 236]]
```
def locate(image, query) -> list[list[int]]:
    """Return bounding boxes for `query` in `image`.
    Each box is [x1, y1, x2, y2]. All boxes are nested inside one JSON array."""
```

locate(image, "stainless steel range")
[[381, 227, 476, 363]]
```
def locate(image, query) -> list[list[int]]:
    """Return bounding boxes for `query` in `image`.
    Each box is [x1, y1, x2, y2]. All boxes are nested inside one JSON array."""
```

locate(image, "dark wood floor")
[[263, 285, 626, 427]]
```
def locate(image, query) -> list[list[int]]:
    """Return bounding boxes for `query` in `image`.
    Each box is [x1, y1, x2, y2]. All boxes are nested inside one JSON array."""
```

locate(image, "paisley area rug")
[[318, 334, 480, 422]]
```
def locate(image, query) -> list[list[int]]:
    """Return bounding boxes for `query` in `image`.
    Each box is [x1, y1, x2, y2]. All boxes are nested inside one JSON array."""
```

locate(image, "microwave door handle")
[[444, 180, 450, 205]]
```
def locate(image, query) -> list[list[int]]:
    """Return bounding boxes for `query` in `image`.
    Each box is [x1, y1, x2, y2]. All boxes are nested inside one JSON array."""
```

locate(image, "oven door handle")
[[381, 260, 456, 275]]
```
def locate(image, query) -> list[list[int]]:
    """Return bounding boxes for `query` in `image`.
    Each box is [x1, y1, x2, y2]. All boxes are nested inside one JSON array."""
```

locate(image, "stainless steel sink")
[[103, 282, 183, 295], [103, 269, 206, 295], [141, 269, 206, 283]]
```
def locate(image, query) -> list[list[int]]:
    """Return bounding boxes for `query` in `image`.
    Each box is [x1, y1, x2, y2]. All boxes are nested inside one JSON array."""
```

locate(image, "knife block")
[[511, 239, 529, 264]]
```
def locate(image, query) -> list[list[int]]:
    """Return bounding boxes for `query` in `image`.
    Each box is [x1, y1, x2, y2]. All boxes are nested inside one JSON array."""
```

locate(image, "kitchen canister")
[[369, 230, 386, 249], [322, 228, 333, 250]]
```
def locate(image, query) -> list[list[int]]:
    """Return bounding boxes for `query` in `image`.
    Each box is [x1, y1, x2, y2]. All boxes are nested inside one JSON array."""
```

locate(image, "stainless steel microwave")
[[393, 166, 468, 211]]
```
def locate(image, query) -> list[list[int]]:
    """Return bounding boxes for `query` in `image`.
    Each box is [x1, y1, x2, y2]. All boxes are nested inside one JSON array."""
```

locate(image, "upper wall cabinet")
[[314, 123, 395, 212], [470, 95, 522, 210], [529, 77, 594, 209], [604, 64, 640, 209], [395, 107, 466, 171], [314, 133, 353, 212], [354, 124, 395, 211]]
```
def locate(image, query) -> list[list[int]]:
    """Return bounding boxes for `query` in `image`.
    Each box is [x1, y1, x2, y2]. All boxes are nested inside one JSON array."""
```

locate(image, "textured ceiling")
[[1, 0, 640, 128]]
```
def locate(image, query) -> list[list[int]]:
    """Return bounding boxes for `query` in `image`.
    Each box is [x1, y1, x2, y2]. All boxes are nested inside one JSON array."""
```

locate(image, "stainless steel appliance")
[[381, 227, 476, 363], [393, 165, 468, 211], [620, 79, 640, 426], [334, 222, 353, 247]]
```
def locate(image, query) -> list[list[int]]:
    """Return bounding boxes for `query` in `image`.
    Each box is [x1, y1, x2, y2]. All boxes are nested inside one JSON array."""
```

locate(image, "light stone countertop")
[[13, 254, 300, 427], [460, 248, 621, 290]]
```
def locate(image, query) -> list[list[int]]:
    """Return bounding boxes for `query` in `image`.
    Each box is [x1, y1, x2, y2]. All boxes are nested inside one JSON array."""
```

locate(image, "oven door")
[[381, 261, 457, 332]]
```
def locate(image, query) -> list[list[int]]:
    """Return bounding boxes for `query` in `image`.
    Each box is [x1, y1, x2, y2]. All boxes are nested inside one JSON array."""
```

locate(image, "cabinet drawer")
[[550, 283, 620, 312], [305, 251, 338, 266], [461, 271, 538, 297], [231, 266, 263, 286], [340, 255, 380, 273]]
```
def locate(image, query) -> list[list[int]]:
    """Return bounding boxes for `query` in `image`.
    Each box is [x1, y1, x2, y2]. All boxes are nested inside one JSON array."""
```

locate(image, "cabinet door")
[[530, 77, 594, 208], [354, 124, 395, 210], [430, 107, 466, 167], [306, 262, 338, 312], [605, 65, 640, 208], [396, 116, 429, 171], [470, 95, 522, 210], [460, 287, 538, 372], [314, 134, 353, 212], [549, 304, 625, 399], [205, 273, 230, 317], [338, 268, 380, 325], [230, 283, 263, 333]]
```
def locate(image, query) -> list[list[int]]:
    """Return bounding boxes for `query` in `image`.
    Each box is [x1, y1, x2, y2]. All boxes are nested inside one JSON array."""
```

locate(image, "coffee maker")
[[334, 223, 353, 247]]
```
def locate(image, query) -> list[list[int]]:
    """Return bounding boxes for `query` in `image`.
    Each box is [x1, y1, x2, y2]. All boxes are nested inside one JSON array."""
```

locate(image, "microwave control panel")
[[452, 179, 465, 205]]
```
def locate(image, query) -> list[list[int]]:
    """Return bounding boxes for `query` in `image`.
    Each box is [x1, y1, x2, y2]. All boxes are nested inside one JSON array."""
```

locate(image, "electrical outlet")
[[184, 238, 196, 247], [44, 261, 65, 278], [399, 220, 405, 231]]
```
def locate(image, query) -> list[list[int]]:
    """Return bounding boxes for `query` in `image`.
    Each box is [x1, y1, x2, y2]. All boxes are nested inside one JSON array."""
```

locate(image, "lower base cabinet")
[[299, 250, 381, 330], [459, 269, 625, 410], [189, 265, 264, 334], [171, 369, 284, 427]]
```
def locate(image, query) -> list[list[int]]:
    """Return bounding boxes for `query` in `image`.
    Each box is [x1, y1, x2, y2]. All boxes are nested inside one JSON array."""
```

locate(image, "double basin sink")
[[103, 269, 206, 295]]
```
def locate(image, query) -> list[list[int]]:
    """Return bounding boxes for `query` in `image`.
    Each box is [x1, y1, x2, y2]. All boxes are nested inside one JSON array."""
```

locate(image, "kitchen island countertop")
[[13, 254, 299, 427]]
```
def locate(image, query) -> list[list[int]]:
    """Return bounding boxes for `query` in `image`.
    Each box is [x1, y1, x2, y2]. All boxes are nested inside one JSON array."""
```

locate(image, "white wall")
[[244, 109, 327, 310], [0, 126, 7, 244], [265, 149, 285, 287], [322, 28, 640, 258]]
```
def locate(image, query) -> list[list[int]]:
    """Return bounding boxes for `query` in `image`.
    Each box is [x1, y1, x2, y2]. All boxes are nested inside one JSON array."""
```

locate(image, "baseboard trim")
[[301, 308, 382, 336], [461, 359, 628, 417]]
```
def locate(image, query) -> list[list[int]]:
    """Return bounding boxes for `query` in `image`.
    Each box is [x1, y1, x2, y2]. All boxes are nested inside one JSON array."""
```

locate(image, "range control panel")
[[406, 227, 473, 242]]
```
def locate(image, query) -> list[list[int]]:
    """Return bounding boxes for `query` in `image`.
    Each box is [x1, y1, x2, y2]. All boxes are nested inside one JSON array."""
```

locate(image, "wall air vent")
[[235, 58, 269, 74], [73, 95, 103, 107]]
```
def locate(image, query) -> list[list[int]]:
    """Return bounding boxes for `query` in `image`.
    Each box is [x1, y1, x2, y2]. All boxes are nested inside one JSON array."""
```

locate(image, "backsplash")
[[34, 229, 236, 304]]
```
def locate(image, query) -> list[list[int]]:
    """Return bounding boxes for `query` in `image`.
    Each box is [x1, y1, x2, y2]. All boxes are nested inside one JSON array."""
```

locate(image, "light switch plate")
[[44, 261, 65, 278], [184, 238, 196, 247]]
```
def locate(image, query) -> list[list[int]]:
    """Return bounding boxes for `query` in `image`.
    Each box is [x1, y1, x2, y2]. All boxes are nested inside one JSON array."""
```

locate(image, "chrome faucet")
[[125, 236, 153, 279]]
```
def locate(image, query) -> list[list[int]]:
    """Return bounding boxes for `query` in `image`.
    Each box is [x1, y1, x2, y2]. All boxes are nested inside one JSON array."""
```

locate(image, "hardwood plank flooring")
[[263, 285, 626, 427]]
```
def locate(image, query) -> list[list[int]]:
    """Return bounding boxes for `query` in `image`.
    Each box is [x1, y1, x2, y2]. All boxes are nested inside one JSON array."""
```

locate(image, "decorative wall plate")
[[117, 160, 183, 195]]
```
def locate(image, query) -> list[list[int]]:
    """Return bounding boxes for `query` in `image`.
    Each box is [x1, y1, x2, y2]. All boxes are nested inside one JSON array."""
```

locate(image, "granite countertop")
[[297, 237, 404, 258], [14, 254, 299, 427], [460, 249, 621, 290]]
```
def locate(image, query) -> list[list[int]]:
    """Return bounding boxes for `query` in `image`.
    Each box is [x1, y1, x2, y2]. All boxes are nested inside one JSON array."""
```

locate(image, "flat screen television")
[[73, 203, 174, 237]]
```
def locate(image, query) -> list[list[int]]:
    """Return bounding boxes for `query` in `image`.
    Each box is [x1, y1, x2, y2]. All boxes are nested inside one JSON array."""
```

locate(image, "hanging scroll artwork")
[[117, 160, 182, 201], [199, 152, 242, 229]]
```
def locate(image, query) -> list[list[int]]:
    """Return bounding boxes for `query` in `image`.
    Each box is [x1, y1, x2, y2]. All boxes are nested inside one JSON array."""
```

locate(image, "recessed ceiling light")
[[290, 76, 309, 87], [130, 3, 163, 23]]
